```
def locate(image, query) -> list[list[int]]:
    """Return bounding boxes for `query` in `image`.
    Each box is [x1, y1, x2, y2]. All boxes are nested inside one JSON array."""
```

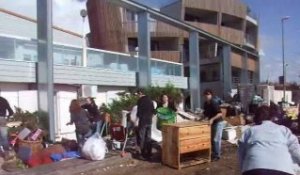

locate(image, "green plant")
[[104, 83, 181, 123], [12, 107, 39, 131], [105, 93, 138, 123], [144, 83, 182, 104], [9, 108, 50, 140]]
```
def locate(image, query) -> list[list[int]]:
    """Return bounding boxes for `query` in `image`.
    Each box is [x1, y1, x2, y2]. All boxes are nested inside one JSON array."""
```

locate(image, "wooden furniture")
[[162, 122, 211, 169]]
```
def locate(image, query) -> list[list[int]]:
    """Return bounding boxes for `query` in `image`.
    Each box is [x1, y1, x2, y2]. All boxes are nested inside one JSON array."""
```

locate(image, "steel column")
[[37, 0, 55, 141], [189, 31, 201, 111], [222, 45, 232, 95], [241, 53, 249, 84], [137, 12, 151, 87]]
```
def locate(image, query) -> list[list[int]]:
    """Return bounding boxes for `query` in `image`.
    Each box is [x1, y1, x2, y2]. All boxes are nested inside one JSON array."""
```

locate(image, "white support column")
[[37, 0, 55, 141], [189, 31, 201, 111], [137, 12, 151, 87]]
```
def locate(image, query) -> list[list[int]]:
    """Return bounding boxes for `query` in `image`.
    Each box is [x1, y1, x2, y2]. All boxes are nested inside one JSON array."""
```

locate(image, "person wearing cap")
[[136, 89, 155, 160], [203, 89, 225, 161]]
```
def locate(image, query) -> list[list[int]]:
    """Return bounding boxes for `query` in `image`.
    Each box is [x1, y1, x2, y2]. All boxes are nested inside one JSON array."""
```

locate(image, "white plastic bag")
[[82, 133, 107, 161]]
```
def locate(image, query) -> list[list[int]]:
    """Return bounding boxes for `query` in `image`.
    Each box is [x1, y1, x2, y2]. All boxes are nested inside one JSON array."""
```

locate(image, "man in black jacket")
[[136, 89, 155, 160], [203, 89, 224, 161], [0, 95, 14, 151]]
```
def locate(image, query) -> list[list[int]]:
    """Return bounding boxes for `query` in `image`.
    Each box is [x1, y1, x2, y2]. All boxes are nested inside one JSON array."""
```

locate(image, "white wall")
[[273, 90, 293, 104]]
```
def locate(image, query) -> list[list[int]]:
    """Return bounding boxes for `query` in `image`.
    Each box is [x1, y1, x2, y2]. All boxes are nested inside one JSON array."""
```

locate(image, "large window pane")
[[87, 50, 104, 67], [0, 37, 15, 60], [53, 45, 82, 66], [15, 39, 37, 61]]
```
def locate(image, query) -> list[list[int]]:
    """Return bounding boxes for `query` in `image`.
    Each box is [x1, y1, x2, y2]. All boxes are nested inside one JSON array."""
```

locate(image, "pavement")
[[0, 141, 240, 175]]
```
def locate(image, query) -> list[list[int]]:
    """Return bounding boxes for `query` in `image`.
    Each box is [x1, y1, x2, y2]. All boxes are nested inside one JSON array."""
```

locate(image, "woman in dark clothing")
[[81, 97, 103, 134], [67, 99, 91, 147]]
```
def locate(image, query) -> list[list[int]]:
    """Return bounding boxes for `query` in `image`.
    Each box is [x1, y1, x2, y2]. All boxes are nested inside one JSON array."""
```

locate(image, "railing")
[[123, 20, 183, 36], [151, 51, 181, 62], [0, 35, 183, 77]]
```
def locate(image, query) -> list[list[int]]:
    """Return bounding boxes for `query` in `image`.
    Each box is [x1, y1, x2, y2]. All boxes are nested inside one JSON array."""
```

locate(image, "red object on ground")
[[27, 144, 65, 168], [110, 124, 126, 142]]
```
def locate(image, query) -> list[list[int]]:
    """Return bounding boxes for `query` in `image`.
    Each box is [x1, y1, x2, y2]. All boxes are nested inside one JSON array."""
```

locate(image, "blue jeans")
[[0, 126, 9, 150], [211, 121, 225, 159]]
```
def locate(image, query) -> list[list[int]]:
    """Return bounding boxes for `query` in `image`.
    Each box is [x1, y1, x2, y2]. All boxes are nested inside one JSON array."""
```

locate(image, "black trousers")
[[243, 169, 292, 175], [137, 124, 152, 159]]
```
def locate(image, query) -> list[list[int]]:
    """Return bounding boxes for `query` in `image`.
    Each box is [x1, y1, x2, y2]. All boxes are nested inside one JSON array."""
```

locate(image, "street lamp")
[[281, 16, 290, 103], [80, 9, 87, 67]]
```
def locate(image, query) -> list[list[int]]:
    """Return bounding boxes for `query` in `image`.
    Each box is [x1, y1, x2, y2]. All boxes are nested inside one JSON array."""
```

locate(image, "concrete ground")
[[0, 141, 240, 175]]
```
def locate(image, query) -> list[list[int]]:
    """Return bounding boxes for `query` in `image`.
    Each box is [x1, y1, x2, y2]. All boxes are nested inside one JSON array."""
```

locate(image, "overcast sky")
[[1, 0, 299, 83]]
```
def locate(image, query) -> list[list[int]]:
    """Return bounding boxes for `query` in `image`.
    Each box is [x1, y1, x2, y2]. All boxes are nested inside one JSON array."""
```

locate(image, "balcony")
[[123, 21, 183, 37], [0, 35, 188, 89], [151, 51, 181, 63], [245, 33, 257, 48], [220, 27, 244, 45], [186, 22, 218, 36]]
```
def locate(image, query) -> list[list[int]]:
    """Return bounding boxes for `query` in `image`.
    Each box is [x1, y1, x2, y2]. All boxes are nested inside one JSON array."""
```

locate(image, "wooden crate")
[[162, 122, 211, 169]]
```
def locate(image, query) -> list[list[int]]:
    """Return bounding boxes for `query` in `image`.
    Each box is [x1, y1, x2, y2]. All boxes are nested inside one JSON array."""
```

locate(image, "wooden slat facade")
[[247, 58, 257, 72], [151, 51, 181, 63], [220, 27, 244, 45], [87, 0, 126, 52], [231, 52, 243, 68]]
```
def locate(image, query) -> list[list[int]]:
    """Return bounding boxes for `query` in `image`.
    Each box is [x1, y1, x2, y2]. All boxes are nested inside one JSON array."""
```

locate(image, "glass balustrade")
[[0, 35, 183, 76]]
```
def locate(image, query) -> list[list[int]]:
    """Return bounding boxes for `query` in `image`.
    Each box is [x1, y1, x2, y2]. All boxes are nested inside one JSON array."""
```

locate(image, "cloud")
[[259, 49, 265, 56], [0, 0, 89, 34]]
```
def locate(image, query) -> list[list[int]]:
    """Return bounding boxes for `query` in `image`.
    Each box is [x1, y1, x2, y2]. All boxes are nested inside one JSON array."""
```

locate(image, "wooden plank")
[[180, 143, 210, 154], [179, 126, 210, 140], [162, 126, 179, 169], [180, 158, 209, 169], [180, 137, 210, 147], [164, 121, 209, 128]]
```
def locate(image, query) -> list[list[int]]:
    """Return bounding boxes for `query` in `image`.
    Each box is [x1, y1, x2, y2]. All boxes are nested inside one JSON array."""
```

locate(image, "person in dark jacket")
[[203, 89, 225, 161], [67, 99, 91, 147], [136, 89, 155, 160], [81, 97, 102, 134], [0, 96, 14, 151]]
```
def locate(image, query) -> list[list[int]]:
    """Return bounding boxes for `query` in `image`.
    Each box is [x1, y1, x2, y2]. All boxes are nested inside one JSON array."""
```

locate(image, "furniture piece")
[[162, 121, 211, 169]]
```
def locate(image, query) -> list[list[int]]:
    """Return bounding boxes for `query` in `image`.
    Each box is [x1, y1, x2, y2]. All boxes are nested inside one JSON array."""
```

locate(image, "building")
[[87, 0, 260, 98], [0, 7, 187, 140]]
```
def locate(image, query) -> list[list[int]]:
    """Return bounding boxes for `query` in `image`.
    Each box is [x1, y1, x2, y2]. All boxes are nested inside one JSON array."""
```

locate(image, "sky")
[[0, 0, 299, 83]]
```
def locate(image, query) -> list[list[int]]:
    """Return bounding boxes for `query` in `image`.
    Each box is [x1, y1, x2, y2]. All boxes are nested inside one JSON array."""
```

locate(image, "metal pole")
[[37, 0, 55, 141], [281, 16, 290, 103], [80, 9, 87, 67], [82, 17, 87, 67]]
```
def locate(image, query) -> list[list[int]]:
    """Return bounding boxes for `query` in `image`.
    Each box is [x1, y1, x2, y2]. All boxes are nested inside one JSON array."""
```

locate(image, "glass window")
[[0, 37, 15, 60], [15, 39, 37, 61], [174, 65, 182, 76], [119, 55, 137, 72], [87, 50, 104, 67], [53, 45, 82, 66], [103, 53, 118, 70]]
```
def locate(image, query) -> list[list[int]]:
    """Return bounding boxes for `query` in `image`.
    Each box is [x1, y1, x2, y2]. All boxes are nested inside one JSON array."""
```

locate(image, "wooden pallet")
[[162, 122, 211, 169]]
